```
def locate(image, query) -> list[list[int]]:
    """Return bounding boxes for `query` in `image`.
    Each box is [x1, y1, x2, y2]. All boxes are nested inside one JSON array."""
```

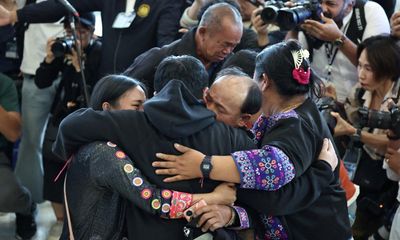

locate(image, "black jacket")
[[123, 28, 226, 96], [238, 98, 352, 240], [17, 0, 183, 75]]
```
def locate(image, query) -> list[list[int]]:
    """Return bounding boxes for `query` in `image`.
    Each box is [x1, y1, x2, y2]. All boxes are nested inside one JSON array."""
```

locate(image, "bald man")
[[204, 68, 261, 128], [124, 2, 243, 96]]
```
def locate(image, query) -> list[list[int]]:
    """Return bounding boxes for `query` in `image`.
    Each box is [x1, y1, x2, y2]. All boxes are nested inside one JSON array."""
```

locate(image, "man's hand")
[[385, 147, 400, 175], [195, 205, 233, 232], [207, 182, 236, 206], [301, 14, 343, 42], [318, 138, 338, 171], [391, 11, 400, 38], [45, 38, 57, 63], [251, 7, 270, 46]]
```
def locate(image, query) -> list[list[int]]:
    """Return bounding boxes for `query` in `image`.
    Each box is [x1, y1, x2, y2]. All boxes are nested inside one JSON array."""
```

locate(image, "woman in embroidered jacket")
[[154, 40, 352, 240]]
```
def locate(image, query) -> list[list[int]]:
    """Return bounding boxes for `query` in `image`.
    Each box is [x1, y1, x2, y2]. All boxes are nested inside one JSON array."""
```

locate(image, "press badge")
[[112, 12, 136, 29], [5, 38, 19, 59]]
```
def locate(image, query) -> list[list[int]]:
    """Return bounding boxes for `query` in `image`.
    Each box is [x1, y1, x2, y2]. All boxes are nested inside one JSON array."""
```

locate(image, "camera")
[[255, 0, 322, 30], [358, 105, 400, 139], [276, 0, 322, 30], [257, 1, 286, 24], [51, 36, 75, 58], [316, 96, 339, 135]]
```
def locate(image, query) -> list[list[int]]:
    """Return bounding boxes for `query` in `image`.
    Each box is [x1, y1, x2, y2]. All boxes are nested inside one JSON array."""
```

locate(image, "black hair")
[[154, 55, 209, 99], [216, 67, 262, 114], [221, 49, 257, 77], [90, 75, 147, 110], [357, 34, 400, 82], [254, 40, 322, 98]]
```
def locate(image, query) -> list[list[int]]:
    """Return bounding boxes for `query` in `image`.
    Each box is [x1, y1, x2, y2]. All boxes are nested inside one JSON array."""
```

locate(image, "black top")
[[238, 98, 352, 240], [17, 0, 183, 75], [123, 28, 226, 96]]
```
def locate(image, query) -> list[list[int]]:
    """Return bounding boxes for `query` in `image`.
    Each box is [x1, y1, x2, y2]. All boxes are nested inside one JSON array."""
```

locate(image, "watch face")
[[203, 164, 211, 170]]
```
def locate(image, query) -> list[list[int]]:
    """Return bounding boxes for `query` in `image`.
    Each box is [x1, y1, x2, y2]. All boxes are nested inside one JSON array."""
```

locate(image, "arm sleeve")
[[156, 1, 181, 46], [17, 0, 102, 23], [52, 108, 138, 159], [34, 58, 63, 89], [87, 142, 192, 218], [361, 1, 390, 40], [236, 160, 334, 216], [231, 145, 295, 191]]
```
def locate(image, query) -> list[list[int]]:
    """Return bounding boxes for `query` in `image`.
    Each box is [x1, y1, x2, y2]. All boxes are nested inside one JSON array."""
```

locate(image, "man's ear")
[[238, 114, 252, 129], [202, 87, 209, 102], [102, 102, 111, 111], [198, 26, 207, 39], [260, 73, 270, 92]]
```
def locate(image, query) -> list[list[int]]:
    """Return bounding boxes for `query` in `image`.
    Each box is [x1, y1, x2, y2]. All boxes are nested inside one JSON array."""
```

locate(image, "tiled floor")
[[0, 201, 57, 240]]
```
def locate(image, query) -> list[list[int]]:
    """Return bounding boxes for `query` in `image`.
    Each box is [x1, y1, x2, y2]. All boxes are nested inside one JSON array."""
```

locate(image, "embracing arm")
[[53, 108, 137, 160], [154, 144, 295, 191], [86, 142, 236, 219]]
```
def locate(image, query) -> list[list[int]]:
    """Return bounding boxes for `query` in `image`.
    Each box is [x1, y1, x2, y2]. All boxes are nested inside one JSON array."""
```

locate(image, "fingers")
[[154, 167, 177, 175], [321, 138, 329, 152], [330, 111, 339, 119], [328, 139, 335, 152], [155, 152, 178, 161], [174, 143, 191, 153], [163, 175, 184, 183], [152, 160, 176, 168], [197, 211, 214, 228]]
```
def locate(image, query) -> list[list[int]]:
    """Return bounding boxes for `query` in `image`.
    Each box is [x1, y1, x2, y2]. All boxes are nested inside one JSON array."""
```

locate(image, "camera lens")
[[260, 5, 280, 23]]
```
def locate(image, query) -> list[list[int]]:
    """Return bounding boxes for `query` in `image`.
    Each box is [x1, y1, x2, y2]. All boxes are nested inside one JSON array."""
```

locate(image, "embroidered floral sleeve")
[[231, 145, 295, 191], [230, 206, 250, 230], [91, 141, 192, 219]]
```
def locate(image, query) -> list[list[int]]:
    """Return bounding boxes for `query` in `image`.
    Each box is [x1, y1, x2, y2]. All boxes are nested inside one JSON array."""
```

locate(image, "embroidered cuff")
[[230, 206, 250, 230], [169, 191, 193, 219]]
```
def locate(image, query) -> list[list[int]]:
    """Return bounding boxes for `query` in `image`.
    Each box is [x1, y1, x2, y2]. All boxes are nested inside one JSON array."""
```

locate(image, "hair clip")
[[291, 49, 310, 85]]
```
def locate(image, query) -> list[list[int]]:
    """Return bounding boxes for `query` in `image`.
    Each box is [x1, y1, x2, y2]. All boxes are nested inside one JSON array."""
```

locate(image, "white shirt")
[[299, 1, 390, 103], [19, 0, 64, 75]]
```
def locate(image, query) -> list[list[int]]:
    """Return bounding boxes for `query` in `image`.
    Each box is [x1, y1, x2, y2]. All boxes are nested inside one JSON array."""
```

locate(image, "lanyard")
[[324, 21, 350, 81], [125, 0, 136, 13]]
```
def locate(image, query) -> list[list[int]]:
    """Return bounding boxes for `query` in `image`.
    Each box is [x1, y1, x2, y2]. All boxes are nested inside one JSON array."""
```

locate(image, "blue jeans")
[[14, 74, 59, 203]]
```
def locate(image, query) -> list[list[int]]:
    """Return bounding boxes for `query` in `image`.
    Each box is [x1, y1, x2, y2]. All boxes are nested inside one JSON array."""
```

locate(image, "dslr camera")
[[358, 105, 400, 139], [254, 0, 322, 30], [316, 96, 339, 135], [51, 36, 75, 58]]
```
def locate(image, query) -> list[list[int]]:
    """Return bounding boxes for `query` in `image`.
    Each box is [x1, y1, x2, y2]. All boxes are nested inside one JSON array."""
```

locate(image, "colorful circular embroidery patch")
[[137, 4, 150, 18], [123, 164, 134, 173], [161, 203, 170, 213], [161, 190, 172, 199], [132, 177, 143, 187], [141, 188, 152, 199], [115, 151, 126, 159], [151, 199, 161, 210], [107, 141, 117, 147]]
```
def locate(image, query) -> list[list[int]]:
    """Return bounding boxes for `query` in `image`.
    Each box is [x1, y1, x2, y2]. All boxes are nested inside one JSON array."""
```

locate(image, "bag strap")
[[64, 173, 75, 240]]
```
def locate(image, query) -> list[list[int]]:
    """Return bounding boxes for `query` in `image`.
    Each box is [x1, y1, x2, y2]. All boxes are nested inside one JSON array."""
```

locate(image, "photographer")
[[331, 35, 400, 239], [288, 0, 390, 103], [384, 134, 400, 240], [34, 12, 101, 239]]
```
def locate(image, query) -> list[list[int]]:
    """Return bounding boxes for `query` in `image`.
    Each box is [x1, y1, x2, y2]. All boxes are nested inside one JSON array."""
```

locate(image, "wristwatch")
[[333, 34, 347, 47], [200, 155, 213, 179], [352, 128, 362, 142]]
